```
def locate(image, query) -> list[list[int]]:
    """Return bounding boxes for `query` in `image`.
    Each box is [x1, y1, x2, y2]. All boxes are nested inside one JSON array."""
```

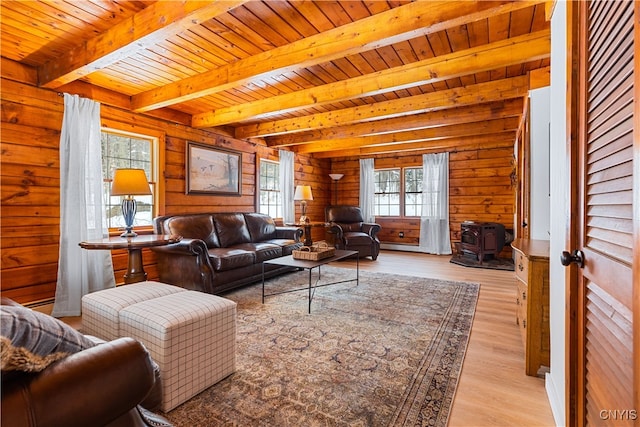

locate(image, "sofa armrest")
[[1, 337, 155, 427], [362, 223, 381, 239], [326, 223, 344, 240], [151, 238, 208, 256], [275, 226, 304, 243], [150, 239, 216, 293]]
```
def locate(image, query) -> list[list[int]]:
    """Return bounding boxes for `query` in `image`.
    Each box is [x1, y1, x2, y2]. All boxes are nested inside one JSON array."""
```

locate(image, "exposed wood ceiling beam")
[[311, 133, 517, 158], [293, 117, 520, 154], [38, 1, 248, 88], [237, 75, 530, 139], [530, 65, 551, 89], [131, 0, 543, 112], [267, 98, 524, 147], [192, 29, 550, 128], [132, 1, 523, 111]]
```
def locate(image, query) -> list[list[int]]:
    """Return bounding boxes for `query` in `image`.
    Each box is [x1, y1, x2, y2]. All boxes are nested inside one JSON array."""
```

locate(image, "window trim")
[[101, 120, 165, 235]]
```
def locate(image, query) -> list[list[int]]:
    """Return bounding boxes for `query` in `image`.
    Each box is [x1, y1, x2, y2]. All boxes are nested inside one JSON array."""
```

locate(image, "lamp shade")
[[329, 173, 344, 181], [293, 185, 313, 201], [111, 169, 152, 196]]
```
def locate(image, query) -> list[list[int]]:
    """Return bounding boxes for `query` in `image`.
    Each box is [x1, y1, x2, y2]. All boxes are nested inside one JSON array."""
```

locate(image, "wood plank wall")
[[329, 143, 516, 250], [1, 69, 330, 305], [1, 59, 516, 305]]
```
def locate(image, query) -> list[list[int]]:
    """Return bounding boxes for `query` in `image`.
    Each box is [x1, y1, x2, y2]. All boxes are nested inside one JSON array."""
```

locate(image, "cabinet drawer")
[[516, 281, 527, 321], [516, 279, 528, 349], [519, 314, 527, 349], [516, 280, 528, 309], [515, 251, 529, 281]]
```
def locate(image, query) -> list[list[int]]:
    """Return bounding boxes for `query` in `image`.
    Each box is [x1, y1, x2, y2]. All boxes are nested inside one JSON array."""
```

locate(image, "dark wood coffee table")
[[261, 249, 358, 313]]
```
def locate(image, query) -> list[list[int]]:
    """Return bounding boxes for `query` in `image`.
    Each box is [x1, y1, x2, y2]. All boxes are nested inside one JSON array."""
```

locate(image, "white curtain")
[[359, 158, 375, 223], [52, 94, 115, 317], [419, 152, 452, 255], [279, 149, 295, 224]]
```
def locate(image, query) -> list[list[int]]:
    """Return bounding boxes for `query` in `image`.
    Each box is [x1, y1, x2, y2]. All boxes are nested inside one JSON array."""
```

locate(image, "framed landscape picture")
[[186, 142, 242, 196]]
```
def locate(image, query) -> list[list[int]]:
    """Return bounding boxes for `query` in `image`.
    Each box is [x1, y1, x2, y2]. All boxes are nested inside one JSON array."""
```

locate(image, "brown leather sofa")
[[152, 212, 304, 294], [325, 205, 381, 260], [1, 298, 170, 427]]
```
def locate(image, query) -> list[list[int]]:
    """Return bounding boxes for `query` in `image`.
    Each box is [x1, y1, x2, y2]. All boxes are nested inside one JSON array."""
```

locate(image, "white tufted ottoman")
[[81, 281, 187, 341], [81, 283, 236, 412]]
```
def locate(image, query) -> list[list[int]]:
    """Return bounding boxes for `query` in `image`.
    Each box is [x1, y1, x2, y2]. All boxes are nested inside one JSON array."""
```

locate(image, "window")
[[374, 169, 400, 216], [101, 128, 159, 232], [404, 167, 423, 217], [259, 159, 281, 218], [374, 167, 423, 217]]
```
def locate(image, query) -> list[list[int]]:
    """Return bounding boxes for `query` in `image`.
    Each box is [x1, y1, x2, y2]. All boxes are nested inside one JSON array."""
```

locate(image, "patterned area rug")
[[166, 266, 479, 427]]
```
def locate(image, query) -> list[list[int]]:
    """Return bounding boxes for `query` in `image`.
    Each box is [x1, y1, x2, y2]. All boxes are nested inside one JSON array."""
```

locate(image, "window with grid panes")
[[101, 129, 157, 232], [404, 167, 423, 217], [374, 169, 401, 216], [374, 167, 423, 217], [259, 159, 281, 219]]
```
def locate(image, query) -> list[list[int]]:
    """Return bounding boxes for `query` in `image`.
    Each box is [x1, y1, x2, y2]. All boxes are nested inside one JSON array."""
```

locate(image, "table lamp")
[[293, 185, 313, 223], [111, 168, 152, 237]]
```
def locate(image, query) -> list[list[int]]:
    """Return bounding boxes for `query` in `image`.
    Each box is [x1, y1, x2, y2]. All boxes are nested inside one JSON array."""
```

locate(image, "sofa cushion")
[[264, 238, 302, 256], [166, 215, 219, 248], [0, 302, 96, 372], [234, 242, 282, 263], [213, 213, 251, 247], [244, 213, 277, 241], [208, 247, 256, 271], [338, 222, 364, 232], [344, 231, 373, 245]]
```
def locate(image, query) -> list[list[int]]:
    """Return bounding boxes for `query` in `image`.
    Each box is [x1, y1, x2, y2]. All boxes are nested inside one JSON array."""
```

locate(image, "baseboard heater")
[[22, 298, 55, 309], [380, 243, 424, 253]]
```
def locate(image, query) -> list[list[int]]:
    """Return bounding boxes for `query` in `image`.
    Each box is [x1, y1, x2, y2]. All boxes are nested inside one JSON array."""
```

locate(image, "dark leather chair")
[[1, 298, 171, 427], [325, 205, 381, 260]]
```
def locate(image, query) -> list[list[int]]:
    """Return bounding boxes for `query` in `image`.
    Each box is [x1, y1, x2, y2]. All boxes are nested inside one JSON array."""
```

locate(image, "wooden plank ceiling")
[[0, 0, 551, 157]]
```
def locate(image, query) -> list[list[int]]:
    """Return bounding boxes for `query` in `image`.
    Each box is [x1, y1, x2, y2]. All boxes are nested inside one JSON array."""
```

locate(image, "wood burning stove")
[[459, 221, 509, 263]]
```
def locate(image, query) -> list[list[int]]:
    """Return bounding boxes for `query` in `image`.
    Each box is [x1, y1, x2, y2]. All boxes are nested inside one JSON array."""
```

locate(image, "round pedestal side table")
[[285, 222, 327, 246], [79, 234, 182, 284]]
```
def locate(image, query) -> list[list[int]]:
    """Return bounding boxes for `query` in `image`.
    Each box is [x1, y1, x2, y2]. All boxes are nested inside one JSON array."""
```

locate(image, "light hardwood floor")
[[60, 250, 555, 426], [337, 250, 556, 426]]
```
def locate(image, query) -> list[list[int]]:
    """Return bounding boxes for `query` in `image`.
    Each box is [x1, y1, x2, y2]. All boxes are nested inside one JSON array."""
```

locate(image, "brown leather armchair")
[[325, 205, 381, 260], [1, 298, 171, 427], [2, 338, 171, 427]]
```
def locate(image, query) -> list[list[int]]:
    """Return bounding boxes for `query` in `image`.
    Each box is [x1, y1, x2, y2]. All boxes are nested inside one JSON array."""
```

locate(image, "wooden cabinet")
[[512, 238, 550, 377]]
